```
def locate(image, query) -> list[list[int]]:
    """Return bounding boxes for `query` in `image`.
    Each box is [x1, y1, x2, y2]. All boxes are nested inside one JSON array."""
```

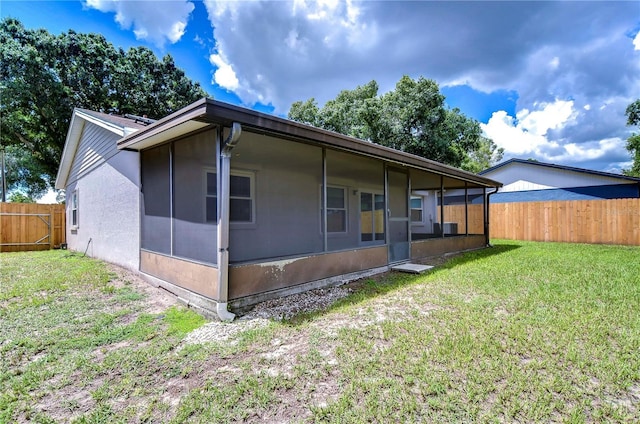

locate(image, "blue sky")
[[3, 0, 640, 174]]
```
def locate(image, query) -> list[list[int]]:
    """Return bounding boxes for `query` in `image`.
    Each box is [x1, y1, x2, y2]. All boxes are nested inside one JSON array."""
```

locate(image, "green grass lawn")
[[1, 241, 639, 423]]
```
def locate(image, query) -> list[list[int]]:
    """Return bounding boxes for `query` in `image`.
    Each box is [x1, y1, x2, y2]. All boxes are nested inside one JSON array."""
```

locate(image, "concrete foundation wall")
[[140, 250, 219, 299], [411, 235, 486, 262], [66, 151, 141, 271], [229, 246, 388, 299]]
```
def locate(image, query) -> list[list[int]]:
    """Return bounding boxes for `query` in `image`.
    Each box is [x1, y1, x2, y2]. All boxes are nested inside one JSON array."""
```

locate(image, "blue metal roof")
[[489, 184, 640, 203]]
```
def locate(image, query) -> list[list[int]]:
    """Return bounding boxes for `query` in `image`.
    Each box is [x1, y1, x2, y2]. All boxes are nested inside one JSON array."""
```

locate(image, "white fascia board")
[[123, 127, 139, 137], [74, 109, 127, 137], [54, 112, 84, 189]]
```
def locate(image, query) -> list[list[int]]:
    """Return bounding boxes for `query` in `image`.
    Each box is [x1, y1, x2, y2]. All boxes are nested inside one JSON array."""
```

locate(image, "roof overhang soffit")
[[117, 99, 211, 151], [115, 98, 501, 189]]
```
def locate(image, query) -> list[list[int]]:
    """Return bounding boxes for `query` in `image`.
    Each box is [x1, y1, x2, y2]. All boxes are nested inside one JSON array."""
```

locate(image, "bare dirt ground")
[[30, 260, 445, 423], [106, 264, 180, 314], [105, 256, 452, 349]]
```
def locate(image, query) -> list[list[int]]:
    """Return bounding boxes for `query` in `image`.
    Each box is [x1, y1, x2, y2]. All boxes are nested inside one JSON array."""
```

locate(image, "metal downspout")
[[216, 122, 242, 321], [485, 187, 499, 247]]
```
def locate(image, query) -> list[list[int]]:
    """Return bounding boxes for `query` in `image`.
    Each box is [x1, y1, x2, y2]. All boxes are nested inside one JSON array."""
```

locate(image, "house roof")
[[76, 109, 150, 132], [54, 109, 148, 189], [480, 158, 640, 183], [116, 98, 501, 189]]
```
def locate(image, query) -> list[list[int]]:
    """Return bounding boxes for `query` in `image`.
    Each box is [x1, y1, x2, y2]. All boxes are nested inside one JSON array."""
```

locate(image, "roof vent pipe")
[[217, 122, 242, 322]]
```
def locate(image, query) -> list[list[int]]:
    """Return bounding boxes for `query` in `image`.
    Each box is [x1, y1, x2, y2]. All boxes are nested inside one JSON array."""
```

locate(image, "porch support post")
[[169, 142, 174, 256], [384, 164, 389, 248], [464, 182, 469, 236], [322, 148, 327, 252], [216, 123, 241, 321], [440, 175, 444, 238], [483, 187, 488, 245], [485, 186, 499, 247], [407, 171, 412, 244]]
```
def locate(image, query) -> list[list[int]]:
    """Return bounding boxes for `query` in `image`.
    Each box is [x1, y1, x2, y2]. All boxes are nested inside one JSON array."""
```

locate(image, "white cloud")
[[192, 1, 639, 171], [85, 0, 194, 46], [481, 99, 576, 156], [481, 99, 627, 166], [482, 110, 557, 156], [202, 0, 378, 110], [516, 100, 577, 137], [209, 52, 239, 91], [37, 189, 58, 204], [560, 138, 624, 161]]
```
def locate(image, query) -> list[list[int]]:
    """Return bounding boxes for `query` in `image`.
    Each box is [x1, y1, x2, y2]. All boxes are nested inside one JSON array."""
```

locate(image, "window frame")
[[203, 168, 256, 225], [70, 189, 79, 229], [359, 190, 385, 244], [322, 185, 348, 234], [411, 195, 424, 224], [204, 168, 217, 223]]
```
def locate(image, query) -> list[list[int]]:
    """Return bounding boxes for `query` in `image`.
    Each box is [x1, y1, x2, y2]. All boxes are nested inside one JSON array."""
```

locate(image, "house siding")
[[485, 162, 633, 189], [67, 122, 121, 185], [66, 148, 140, 271]]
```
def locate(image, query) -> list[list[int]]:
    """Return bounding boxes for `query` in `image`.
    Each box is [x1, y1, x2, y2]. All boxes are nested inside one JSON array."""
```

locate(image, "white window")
[[205, 170, 254, 223], [411, 196, 423, 223], [71, 190, 78, 228], [326, 186, 347, 233]]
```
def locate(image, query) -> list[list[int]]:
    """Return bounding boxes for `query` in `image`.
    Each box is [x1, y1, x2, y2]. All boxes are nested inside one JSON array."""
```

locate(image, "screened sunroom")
[[118, 99, 501, 320]]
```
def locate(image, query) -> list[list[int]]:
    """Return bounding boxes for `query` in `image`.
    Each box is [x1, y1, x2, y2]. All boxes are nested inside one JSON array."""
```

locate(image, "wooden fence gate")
[[0, 203, 66, 252]]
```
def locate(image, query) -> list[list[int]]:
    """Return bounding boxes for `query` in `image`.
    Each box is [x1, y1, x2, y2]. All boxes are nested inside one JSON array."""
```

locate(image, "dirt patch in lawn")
[[30, 259, 441, 423], [105, 263, 179, 314]]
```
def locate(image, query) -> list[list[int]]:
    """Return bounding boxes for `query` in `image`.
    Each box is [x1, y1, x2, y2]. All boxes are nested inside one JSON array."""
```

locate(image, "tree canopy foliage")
[[288, 76, 503, 172], [624, 99, 640, 177], [7, 191, 35, 203], [0, 18, 208, 198]]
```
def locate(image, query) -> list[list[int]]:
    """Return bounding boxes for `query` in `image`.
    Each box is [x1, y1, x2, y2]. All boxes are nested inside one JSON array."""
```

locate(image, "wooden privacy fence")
[[441, 204, 485, 234], [0, 203, 66, 252], [490, 198, 640, 246]]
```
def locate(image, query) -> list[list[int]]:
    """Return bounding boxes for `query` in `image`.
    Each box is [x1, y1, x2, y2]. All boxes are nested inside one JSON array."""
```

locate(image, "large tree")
[[0, 18, 208, 198], [288, 75, 502, 171], [624, 99, 640, 177]]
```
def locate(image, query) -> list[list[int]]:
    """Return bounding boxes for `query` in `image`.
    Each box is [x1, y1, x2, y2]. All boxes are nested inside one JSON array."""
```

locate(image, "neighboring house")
[[479, 159, 640, 203], [56, 99, 501, 320]]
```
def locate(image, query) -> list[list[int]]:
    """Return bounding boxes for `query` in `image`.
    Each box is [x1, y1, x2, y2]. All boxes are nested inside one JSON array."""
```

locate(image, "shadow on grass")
[[284, 242, 522, 326]]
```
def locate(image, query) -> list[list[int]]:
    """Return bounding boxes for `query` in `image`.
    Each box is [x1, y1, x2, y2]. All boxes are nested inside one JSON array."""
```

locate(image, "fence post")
[[49, 206, 54, 249]]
